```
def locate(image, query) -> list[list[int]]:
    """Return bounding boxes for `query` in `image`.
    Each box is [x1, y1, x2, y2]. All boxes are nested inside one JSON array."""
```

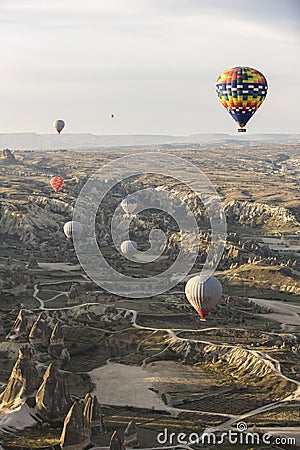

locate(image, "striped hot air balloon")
[[50, 176, 64, 193], [53, 119, 65, 134], [63, 221, 82, 241], [185, 275, 222, 320], [216, 66, 268, 132]]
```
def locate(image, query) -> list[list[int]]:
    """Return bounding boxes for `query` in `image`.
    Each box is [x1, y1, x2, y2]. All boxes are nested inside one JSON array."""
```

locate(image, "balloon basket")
[[238, 128, 246, 132]]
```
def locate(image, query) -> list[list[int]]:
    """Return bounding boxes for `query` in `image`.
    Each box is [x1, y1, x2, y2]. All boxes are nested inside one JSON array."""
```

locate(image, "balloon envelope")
[[53, 119, 65, 134], [216, 66, 268, 130], [121, 198, 137, 214], [50, 176, 64, 193], [185, 275, 222, 319], [120, 240, 137, 257], [63, 221, 82, 240]]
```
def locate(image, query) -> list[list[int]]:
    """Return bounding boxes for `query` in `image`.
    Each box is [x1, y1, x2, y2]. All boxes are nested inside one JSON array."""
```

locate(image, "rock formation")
[[0, 199, 69, 245], [166, 337, 297, 399], [29, 312, 52, 348], [60, 401, 91, 450], [110, 431, 125, 450], [83, 393, 106, 435], [36, 363, 72, 422], [10, 265, 26, 286], [124, 421, 139, 448], [1, 148, 15, 160], [48, 322, 70, 362], [0, 348, 40, 409], [26, 254, 39, 269], [6, 309, 33, 341], [224, 199, 299, 228], [67, 283, 80, 304]]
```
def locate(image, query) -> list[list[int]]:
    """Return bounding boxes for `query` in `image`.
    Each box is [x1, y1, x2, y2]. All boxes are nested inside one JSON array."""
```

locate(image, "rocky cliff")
[[164, 336, 297, 400], [0, 196, 72, 244], [224, 200, 300, 229]]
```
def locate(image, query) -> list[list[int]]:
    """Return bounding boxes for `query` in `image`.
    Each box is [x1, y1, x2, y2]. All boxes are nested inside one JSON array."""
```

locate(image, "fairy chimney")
[[110, 431, 125, 450], [124, 421, 139, 448], [6, 309, 33, 341], [48, 322, 70, 362], [0, 348, 40, 409], [84, 393, 106, 435], [29, 312, 52, 348], [60, 401, 91, 450], [36, 363, 72, 422]]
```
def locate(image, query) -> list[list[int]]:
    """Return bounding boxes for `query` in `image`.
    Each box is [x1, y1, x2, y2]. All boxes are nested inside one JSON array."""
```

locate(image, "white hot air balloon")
[[121, 198, 137, 214], [63, 221, 82, 241], [185, 275, 222, 320], [120, 240, 137, 257]]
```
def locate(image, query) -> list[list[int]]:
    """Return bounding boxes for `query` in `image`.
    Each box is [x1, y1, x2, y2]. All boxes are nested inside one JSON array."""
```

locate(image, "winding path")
[[32, 279, 300, 440]]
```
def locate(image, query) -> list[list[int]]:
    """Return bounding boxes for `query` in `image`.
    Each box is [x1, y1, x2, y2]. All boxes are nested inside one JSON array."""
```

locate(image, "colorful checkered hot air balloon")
[[216, 66, 268, 132], [50, 176, 64, 193]]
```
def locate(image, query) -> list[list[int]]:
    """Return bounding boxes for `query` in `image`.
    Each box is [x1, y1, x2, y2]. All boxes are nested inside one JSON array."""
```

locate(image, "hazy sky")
[[0, 0, 299, 135]]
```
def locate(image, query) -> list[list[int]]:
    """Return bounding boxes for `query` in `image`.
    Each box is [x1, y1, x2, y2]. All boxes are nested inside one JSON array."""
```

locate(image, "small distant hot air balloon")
[[50, 176, 64, 193], [111, 114, 115, 119], [216, 66, 268, 132], [54, 119, 65, 134], [185, 275, 222, 320], [120, 240, 137, 257], [63, 221, 82, 241], [121, 198, 137, 214]]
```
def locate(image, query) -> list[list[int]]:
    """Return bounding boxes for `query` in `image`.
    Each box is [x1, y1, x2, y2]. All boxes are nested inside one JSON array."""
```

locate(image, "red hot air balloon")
[[50, 176, 64, 193], [185, 275, 222, 320]]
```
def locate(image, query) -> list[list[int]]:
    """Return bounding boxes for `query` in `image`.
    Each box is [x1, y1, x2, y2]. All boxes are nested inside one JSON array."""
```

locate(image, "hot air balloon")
[[216, 66, 268, 132], [121, 198, 137, 214], [120, 240, 137, 257], [63, 221, 82, 240], [185, 275, 222, 320], [50, 176, 64, 193], [53, 119, 65, 134]]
